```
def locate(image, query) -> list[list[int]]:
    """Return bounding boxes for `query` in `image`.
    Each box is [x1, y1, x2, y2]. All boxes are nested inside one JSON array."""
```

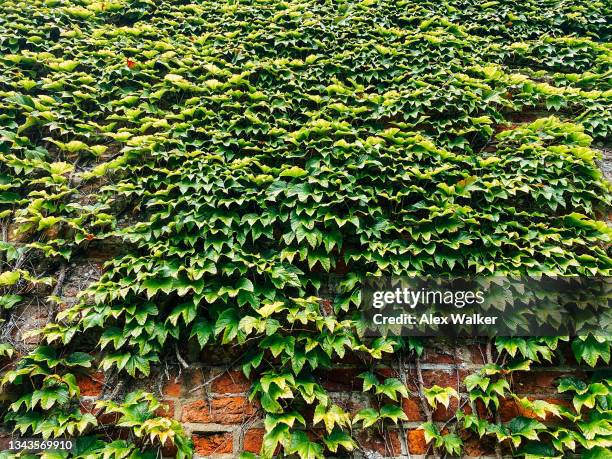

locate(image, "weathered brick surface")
[[76, 371, 105, 397], [461, 432, 495, 457], [63, 347, 586, 458], [4, 262, 588, 459], [210, 370, 251, 394], [162, 380, 182, 398], [182, 396, 256, 424], [499, 396, 572, 422], [242, 428, 264, 453], [356, 429, 401, 456], [402, 397, 423, 421], [513, 370, 587, 394], [407, 429, 428, 454], [432, 396, 459, 421], [192, 432, 233, 455], [319, 368, 363, 391]]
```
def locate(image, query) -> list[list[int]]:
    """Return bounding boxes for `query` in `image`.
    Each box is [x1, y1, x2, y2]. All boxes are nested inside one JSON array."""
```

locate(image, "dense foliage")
[[0, 0, 611, 458]]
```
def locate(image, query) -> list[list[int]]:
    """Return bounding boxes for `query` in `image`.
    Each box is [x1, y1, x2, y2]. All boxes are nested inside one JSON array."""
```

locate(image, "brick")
[[182, 396, 256, 424], [162, 380, 181, 397], [432, 396, 459, 421], [513, 371, 585, 394], [243, 428, 264, 453], [320, 368, 363, 391], [0, 434, 10, 450], [98, 411, 120, 425], [336, 352, 362, 365], [461, 431, 495, 457], [464, 400, 491, 419], [375, 367, 398, 379], [192, 432, 233, 455], [334, 258, 349, 275], [319, 299, 333, 315], [422, 369, 468, 391], [76, 371, 105, 397], [79, 399, 95, 414], [402, 397, 424, 421], [499, 398, 521, 422], [422, 343, 457, 364], [407, 429, 428, 454], [467, 344, 487, 364], [499, 397, 572, 422], [356, 429, 401, 457], [211, 370, 251, 393], [161, 439, 177, 457]]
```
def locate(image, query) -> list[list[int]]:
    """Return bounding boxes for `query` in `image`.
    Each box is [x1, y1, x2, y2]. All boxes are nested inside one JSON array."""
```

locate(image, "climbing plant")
[[0, 0, 611, 458]]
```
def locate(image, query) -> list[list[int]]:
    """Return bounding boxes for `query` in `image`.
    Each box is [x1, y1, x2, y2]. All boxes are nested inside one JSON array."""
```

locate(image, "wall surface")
[[1, 145, 609, 458]]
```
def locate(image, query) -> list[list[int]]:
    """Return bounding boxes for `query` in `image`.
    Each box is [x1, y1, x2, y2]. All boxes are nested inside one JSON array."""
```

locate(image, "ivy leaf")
[[376, 378, 410, 401], [257, 301, 286, 318], [503, 417, 546, 447], [167, 302, 197, 326], [313, 404, 351, 434], [259, 392, 283, 414], [572, 336, 611, 367], [421, 421, 440, 444], [465, 373, 490, 392], [288, 431, 324, 459], [359, 371, 378, 392], [458, 411, 489, 437], [264, 412, 306, 431], [280, 166, 307, 178], [0, 270, 21, 286], [379, 404, 408, 423], [558, 377, 588, 395], [261, 423, 290, 457], [439, 433, 462, 456], [353, 408, 379, 428], [322, 428, 356, 453], [142, 277, 174, 298], [214, 308, 240, 344], [190, 319, 214, 348], [424, 385, 459, 409], [518, 442, 561, 458], [578, 410, 612, 440], [572, 382, 608, 412], [583, 446, 612, 459]]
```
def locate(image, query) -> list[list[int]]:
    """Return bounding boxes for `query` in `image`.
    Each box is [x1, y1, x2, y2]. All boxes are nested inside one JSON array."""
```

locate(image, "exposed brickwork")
[[76, 371, 105, 397], [356, 429, 402, 457], [242, 428, 265, 453], [210, 370, 251, 394], [182, 396, 256, 424], [407, 429, 428, 454], [192, 432, 233, 455], [4, 254, 592, 458], [162, 380, 182, 398]]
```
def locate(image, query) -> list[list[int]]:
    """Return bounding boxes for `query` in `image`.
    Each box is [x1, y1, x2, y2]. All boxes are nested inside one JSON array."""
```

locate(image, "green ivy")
[[0, 1, 610, 458]]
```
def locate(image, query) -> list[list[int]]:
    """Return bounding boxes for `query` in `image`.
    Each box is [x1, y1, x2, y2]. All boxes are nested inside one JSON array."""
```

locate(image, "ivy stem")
[[49, 261, 67, 317], [486, 340, 503, 459], [415, 357, 432, 421], [174, 343, 189, 370], [397, 353, 412, 459], [415, 356, 437, 458], [0, 219, 7, 264]]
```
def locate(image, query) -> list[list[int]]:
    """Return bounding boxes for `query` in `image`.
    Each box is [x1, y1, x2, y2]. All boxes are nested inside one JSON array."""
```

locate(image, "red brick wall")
[[0, 250, 589, 458], [65, 339, 582, 458]]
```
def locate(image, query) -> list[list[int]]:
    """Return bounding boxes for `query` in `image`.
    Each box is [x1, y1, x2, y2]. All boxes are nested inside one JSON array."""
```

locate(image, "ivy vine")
[[0, 1, 611, 458]]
